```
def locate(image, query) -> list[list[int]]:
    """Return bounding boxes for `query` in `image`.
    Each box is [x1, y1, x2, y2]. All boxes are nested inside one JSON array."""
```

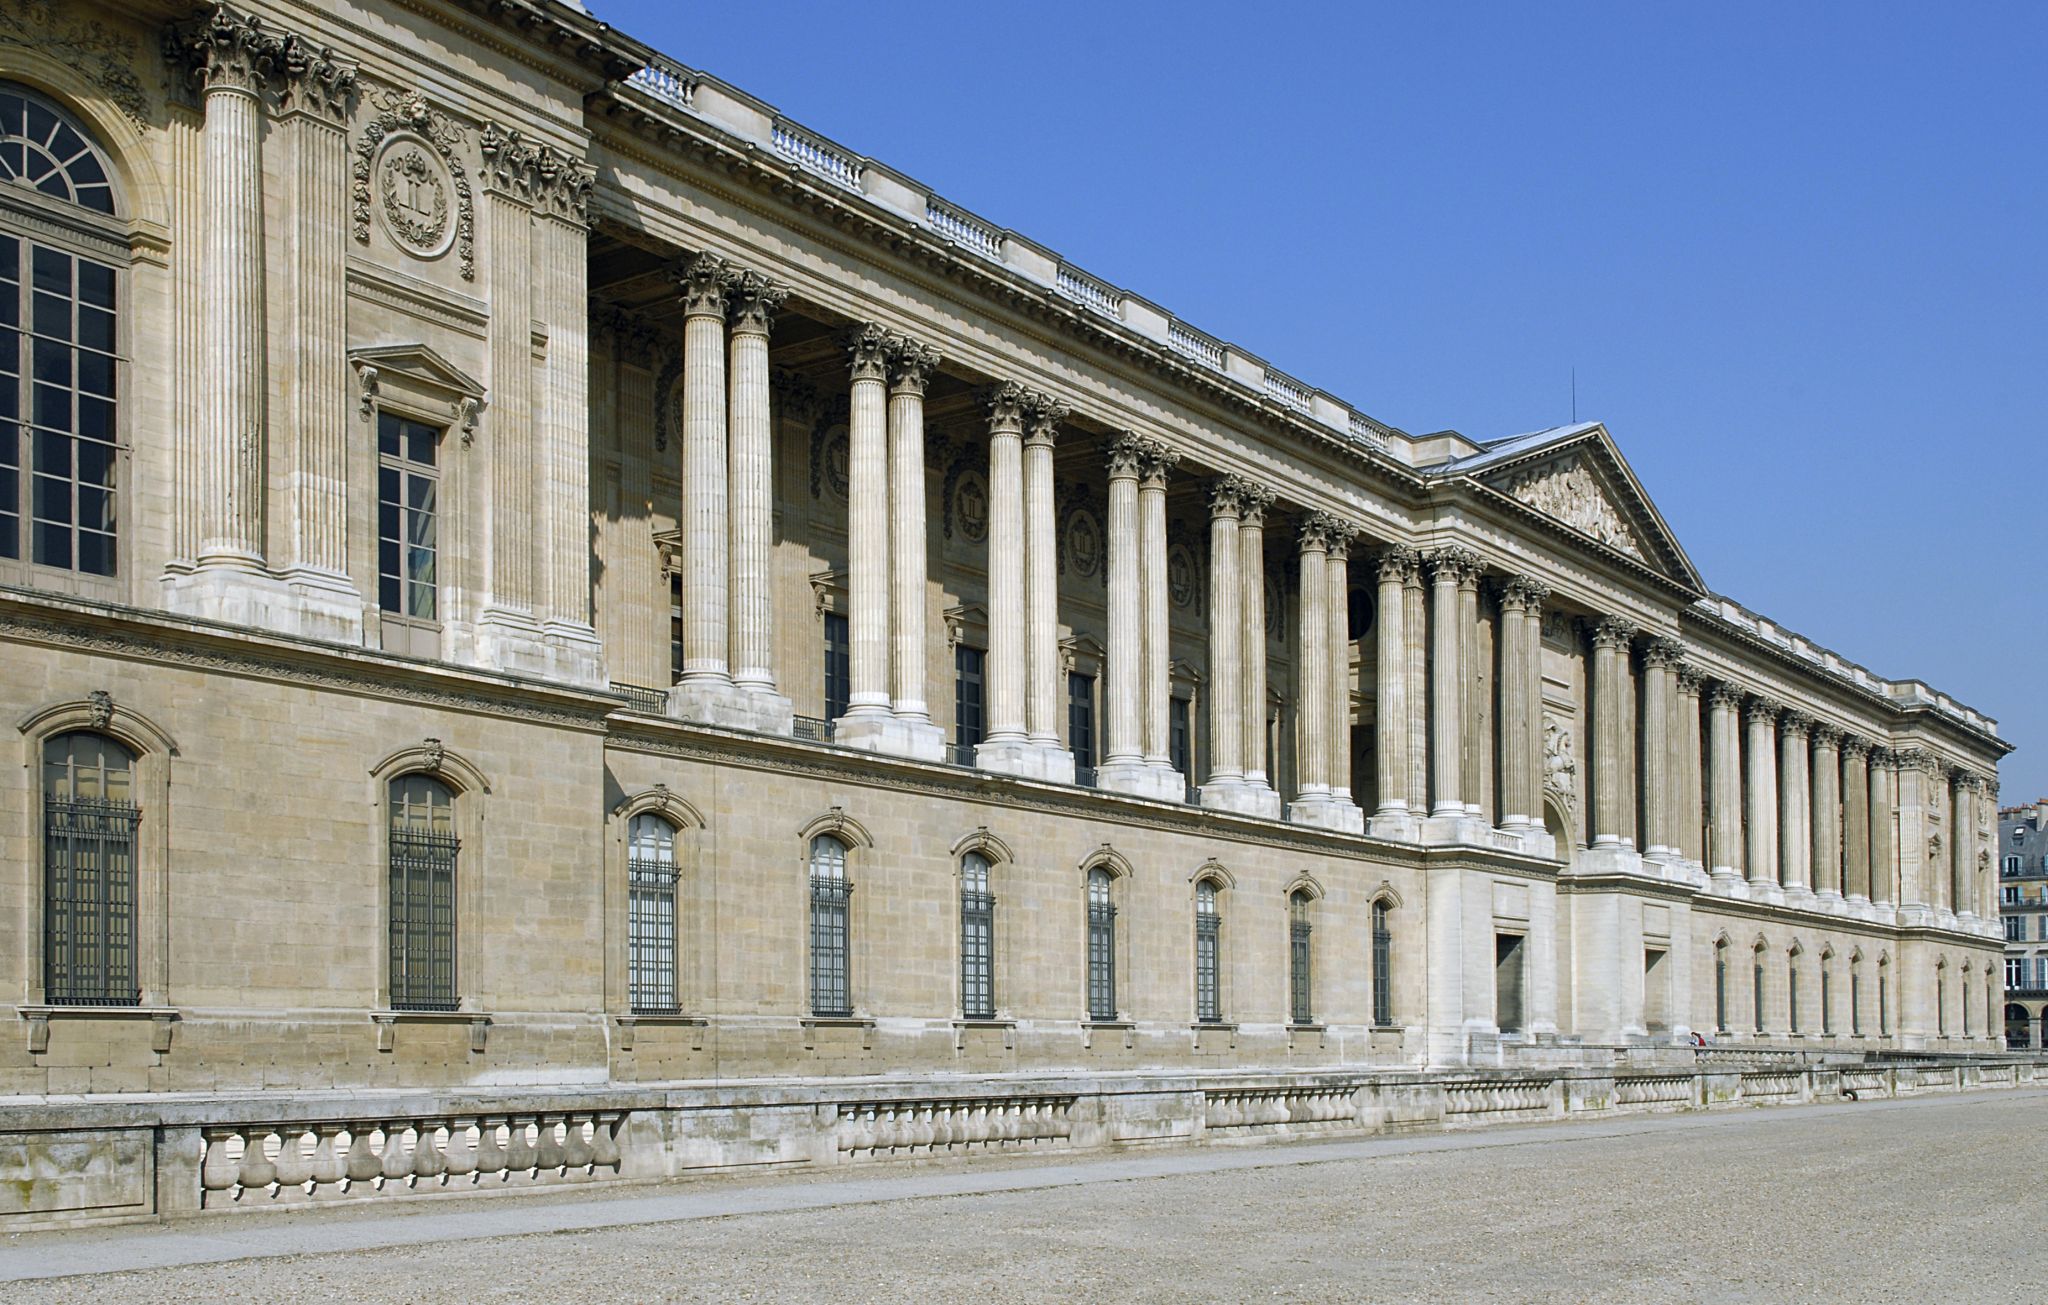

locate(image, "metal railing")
[[1074, 765, 1098, 789], [609, 682, 669, 715], [793, 715, 836, 743]]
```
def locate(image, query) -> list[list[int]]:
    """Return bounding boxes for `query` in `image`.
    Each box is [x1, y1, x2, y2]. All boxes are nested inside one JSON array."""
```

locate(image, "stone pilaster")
[[1706, 684, 1744, 881], [1869, 748, 1895, 906], [975, 384, 1033, 773], [1586, 617, 1636, 849], [1676, 666, 1707, 865], [532, 155, 601, 685], [1811, 726, 1842, 900], [1237, 485, 1281, 817], [833, 324, 896, 738], [880, 336, 943, 759], [1023, 396, 1070, 780], [1138, 442, 1180, 781], [1779, 712, 1812, 894], [1950, 770, 1971, 917], [1199, 478, 1246, 807], [1745, 698, 1781, 890], [1369, 548, 1421, 837], [723, 271, 791, 727], [1639, 637, 1682, 859], [1842, 736, 1872, 901], [1458, 564, 1484, 819], [1404, 564, 1428, 814]]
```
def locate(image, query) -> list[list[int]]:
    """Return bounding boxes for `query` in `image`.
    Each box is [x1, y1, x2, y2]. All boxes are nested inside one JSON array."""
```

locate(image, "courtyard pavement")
[[3, 1087, 2036, 1302]]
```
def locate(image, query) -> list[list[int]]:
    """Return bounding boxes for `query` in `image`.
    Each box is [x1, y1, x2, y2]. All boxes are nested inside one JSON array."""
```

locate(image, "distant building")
[[2002, 801, 2048, 1046]]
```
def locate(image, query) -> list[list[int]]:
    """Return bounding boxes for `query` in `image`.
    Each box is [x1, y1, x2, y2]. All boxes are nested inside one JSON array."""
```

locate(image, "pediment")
[[350, 343, 485, 400], [351, 343, 487, 441], [1469, 426, 1703, 590]]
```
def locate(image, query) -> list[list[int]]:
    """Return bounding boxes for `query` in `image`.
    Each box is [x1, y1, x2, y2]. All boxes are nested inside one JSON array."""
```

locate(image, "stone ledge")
[[17, 1005, 179, 1055]]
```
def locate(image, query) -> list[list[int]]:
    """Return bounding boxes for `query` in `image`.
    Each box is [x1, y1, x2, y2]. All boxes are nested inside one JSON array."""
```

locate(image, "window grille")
[[1371, 901, 1393, 1026], [823, 612, 851, 721], [1194, 880, 1220, 1023], [1787, 960, 1800, 1035], [1289, 890, 1313, 1024], [1068, 672, 1096, 778], [954, 644, 985, 760], [1714, 946, 1729, 1034], [809, 835, 851, 1016], [42, 731, 137, 1005], [627, 813, 679, 1014], [1821, 966, 1833, 1035], [1169, 695, 1191, 778], [1753, 952, 1766, 1033], [1851, 969, 1862, 1035], [388, 774, 457, 1011], [1086, 868, 1116, 1020], [959, 851, 994, 1019]]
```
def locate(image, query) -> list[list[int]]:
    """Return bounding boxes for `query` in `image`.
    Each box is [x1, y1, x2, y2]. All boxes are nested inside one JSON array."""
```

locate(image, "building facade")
[[2001, 802, 2048, 1047], [0, 0, 2014, 1174]]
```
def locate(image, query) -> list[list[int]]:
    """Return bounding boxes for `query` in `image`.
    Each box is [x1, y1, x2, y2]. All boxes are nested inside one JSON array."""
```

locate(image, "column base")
[[833, 710, 946, 762], [1095, 760, 1184, 802], [1367, 805, 1421, 842], [542, 619, 608, 690], [974, 739, 1075, 783], [1289, 794, 1364, 833], [1200, 780, 1284, 819], [669, 679, 796, 735], [161, 563, 366, 645], [471, 605, 553, 678], [1420, 812, 1499, 846], [1572, 843, 1646, 877]]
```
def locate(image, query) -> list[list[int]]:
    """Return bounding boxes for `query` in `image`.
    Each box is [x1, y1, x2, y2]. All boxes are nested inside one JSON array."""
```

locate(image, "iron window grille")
[[960, 852, 994, 1020], [43, 794, 138, 1005], [1715, 948, 1729, 1034], [1371, 902, 1393, 1026], [627, 814, 680, 1015], [1194, 881, 1221, 1023], [388, 776, 457, 1012], [1752, 954, 1765, 1034], [1851, 971, 1862, 1035], [809, 835, 851, 1017], [1289, 892, 1313, 1024], [1086, 868, 1116, 1021], [1787, 962, 1800, 1035]]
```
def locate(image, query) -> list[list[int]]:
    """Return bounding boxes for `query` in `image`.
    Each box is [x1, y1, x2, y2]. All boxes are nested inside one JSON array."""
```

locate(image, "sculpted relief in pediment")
[[1504, 458, 1645, 561]]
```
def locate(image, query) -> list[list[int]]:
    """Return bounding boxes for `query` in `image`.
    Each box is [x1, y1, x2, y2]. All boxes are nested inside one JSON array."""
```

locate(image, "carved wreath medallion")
[[1167, 541, 1197, 611], [375, 136, 455, 258], [953, 470, 989, 543], [1064, 508, 1102, 579]]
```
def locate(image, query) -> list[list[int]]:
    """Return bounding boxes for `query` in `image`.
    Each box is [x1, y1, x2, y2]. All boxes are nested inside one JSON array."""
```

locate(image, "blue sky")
[[599, 1, 2047, 801]]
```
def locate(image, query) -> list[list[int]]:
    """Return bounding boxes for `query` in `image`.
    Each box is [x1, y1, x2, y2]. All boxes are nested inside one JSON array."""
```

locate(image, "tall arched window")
[[1786, 948, 1801, 1035], [1288, 889, 1314, 1025], [1086, 867, 1116, 1021], [627, 813, 679, 1014], [1936, 965, 1948, 1037], [1752, 944, 1767, 1034], [809, 835, 851, 1016], [1194, 879, 1221, 1023], [1820, 954, 1834, 1036], [0, 86, 122, 589], [1714, 939, 1730, 1034], [1878, 957, 1890, 1036], [42, 730, 137, 1005], [959, 850, 994, 1020], [388, 774, 457, 1011], [1370, 900, 1393, 1026], [1850, 957, 1863, 1036]]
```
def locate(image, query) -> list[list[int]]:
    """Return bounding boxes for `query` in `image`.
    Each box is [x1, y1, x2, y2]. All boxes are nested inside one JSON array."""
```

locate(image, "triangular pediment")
[[349, 343, 486, 400], [1456, 424, 1703, 590]]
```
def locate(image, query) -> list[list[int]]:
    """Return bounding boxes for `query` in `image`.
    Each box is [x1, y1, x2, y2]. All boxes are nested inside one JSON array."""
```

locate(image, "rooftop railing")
[[1055, 263, 1123, 318], [771, 118, 864, 190], [924, 197, 1004, 260], [625, 56, 695, 109]]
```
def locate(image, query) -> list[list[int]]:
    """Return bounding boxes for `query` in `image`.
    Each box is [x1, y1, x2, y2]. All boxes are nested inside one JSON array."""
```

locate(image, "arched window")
[[1370, 900, 1393, 1026], [2006, 1003, 2031, 1049], [388, 774, 457, 1011], [1752, 944, 1767, 1034], [1714, 940, 1730, 1035], [1820, 955, 1834, 1036], [1850, 957, 1863, 1036], [1787, 949, 1801, 1035], [960, 850, 994, 1020], [1878, 957, 1891, 1036], [627, 813, 679, 1015], [1194, 879, 1221, 1023], [1936, 965, 1948, 1037], [1086, 867, 1116, 1021], [1961, 966, 1972, 1037], [809, 834, 851, 1017], [0, 86, 122, 588], [1288, 889, 1314, 1025], [42, 730, 137, 1005]]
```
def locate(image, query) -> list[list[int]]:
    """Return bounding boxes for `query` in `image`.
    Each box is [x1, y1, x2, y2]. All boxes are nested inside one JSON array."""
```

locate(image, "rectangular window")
[[1495, 934, 1526, 1034], [388, 777, 457, 1012], [1753, 955, 1766, 1034], [2007, 957, 2023, 989], [2007, 855, 2023, 876], [1086, 871, 1116, 1021], [1821, 966, 1833, 1035], [626, 816, 679, 1015], [1169, 694, 1192, 778], [1290, 903, 1314, 1025], [669, 573, 683, 684], [1068, 672, 1097, 781], [959, 853, 994, 1020], [822, 612, 851, 721], [2007, 916, 2025, 941], [2038, 916, 2047, 942], [954, 644, 985, 760], [41, 739, 138, 1006], [2005, 885, 2021, 906], [1715, 950, 1729, 1034], [2, 237, 119, 581], [377, 413, 441, 657], [1195, 905, 1220, 1023], [1851, 970, 1862, 1035], [809, 847, 851, 1018], [1788, 962, 1800, 1035], [1643, 947, 1669, 1033]]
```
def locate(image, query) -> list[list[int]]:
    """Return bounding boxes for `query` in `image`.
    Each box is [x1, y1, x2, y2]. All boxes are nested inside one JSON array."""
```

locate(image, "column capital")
[[1322, 517, 1361, 560], [1779, 710, 1813, 739], [887, 336, 942, 395], [1108, 432, 1161, 480], [1586, 615, 1637, 652], [1676, 664, 1707, 696], [727, 270, 789, 336], [844, 321, 893, 381], [1642, 635, 1687, 669], [1497, 573, 1549, 613], [982, 380, 1030, 433], [1840, 733, 1872, 760], [1208, 475, 1249, 517], [1706, 681, 1745, 711], [1376, 545, 1421, 584], [675, 252, 731, 319], [1299, 511, 1337, 553], [1745, 695, 1782, 724], [1811, 722, 1842, 750], [1137, 440, 1179, 488], [476, 124, 593, 221], [1237, 482, 1275, 527], [1867, 745, 1898, 769], [1425, 545, 1480, 585], [1024, 393, 1069, 446], [169, 3, 346, 101]]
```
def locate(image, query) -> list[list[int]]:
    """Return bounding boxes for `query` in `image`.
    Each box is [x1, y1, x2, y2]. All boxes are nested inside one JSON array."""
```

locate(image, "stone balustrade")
[[833, 1095, 1075, 1158]]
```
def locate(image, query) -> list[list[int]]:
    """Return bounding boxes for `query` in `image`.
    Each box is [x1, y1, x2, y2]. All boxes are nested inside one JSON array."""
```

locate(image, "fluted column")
[[1139, 444, 1179, 774], [1869, 749, 1895, 905], [1294, 515, 1332, 804], [1426, 549, 1475, 819], [727, 272, 787, 704], [1707, 684, 1745, 879], [1325, 520, 1361, 819], [1372, 549, 1420, 826], [1950, 771, 1971, 916], [1100, 435, 1147, 783], [978, 384, 1029, 760], [534, 170, 601, 682], [677, 255, 732, 688], [1496, 576, 1548, 833], [1640, 637, 1683, 858], [1812, 726, 1842, 899], [1458, 564, 1484, 818], [886, 338, 941, 730], [1200, 479, 1245, 800], [1023, 397, 1068, 760], [1745, 698, 1781, 888], [841, 324, 892, 722], [1239, 485, 1278, 813], [1779, 713, 1812, 892], [1587, 617, 1636, 848], [1842, 737, 1872, 901], [1677, 667, 1706, 864], [1404, 566, 1428, 813]]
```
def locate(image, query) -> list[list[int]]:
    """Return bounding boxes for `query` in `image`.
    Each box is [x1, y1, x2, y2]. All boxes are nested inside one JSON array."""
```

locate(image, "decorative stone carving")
[[950, 468, 989, 544], [1586, 615, 1637, 651], [1706, 682, 1744, 711], [1166, 536, 1199, 611], [1, 1, 150, 127], [887, 337, 941, 393], [676, 252, 730, 318], [726, 270, 787, 336], [477, 121, 593, 223], [1497, 573, 1548, 613], [1377, 546, 1421, 584], [420, 737, 446, 773], [812, 423, 850, 500], [654, 349, 684, 454], [1675, 664, 1706, 696], [352, 87, 473, 279], [1426, 546, 1480, 585], [1064, 505, 1104, 580], [843, 322, 892, 381], [1642, 636, 1686, 668], [1746, 696, 1781, 724], [1023, 394, 1069, 442], [1136, 440, 1179, 487], [86, 688, 114, 729], [1780, 711, 1812, 739], [1207, 475, 1246, 516], [1543, 715, 1577, 811], [982, 380, 1030, 432], [1505, 457, 1645, 561], [1106, 432, 1148, 479]]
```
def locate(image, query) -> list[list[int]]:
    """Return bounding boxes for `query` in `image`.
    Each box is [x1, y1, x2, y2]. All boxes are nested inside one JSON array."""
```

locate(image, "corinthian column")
[[1950, 771, 1971, 916], [1869, 748, 1895, 906], [1779, 713, 1812, 892], [1496, 576, 1548, 837], [1325, 520, 1363, 829], [837, 324, 894, 731], [675, 254, 731, 690], [976, 384, 1031, 772], [1745, 698, 1781, 889], [1199, 479, 1246, 806], [1371, 548, 1421, 834], [725, 271, 790, 724], [1404, 564, 1428, 813], [1677, 666, 1707, 865], [1024, 397, 1070, 779], [1426, 548, 1475, 821], [1640, 637, 1683, 859], [1842, 737, 1872, 901], [1098, 435, 1164, 797], [1238, 485, 1281, 817], [884, 337, 944, 759], [1587, 617, 1636, 849], [1138, 443, 1180, 776], [1812, 726, 1842, 900], [1707, 684, 1744, 880], [1290, 513, 1333, 823]]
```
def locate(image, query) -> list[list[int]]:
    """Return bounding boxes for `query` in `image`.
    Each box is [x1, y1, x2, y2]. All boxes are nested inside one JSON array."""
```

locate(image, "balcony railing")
[[948, 741, 979, 767], [792, 715, 837, 743], [1074, 764, 1098, 789], [609, 682, 670, 715], [1263, 368, 1314, 415]]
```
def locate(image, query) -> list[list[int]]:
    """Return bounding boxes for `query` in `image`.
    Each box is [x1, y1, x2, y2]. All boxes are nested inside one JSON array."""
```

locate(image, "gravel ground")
[[9, 1091, 2034, 1304]]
